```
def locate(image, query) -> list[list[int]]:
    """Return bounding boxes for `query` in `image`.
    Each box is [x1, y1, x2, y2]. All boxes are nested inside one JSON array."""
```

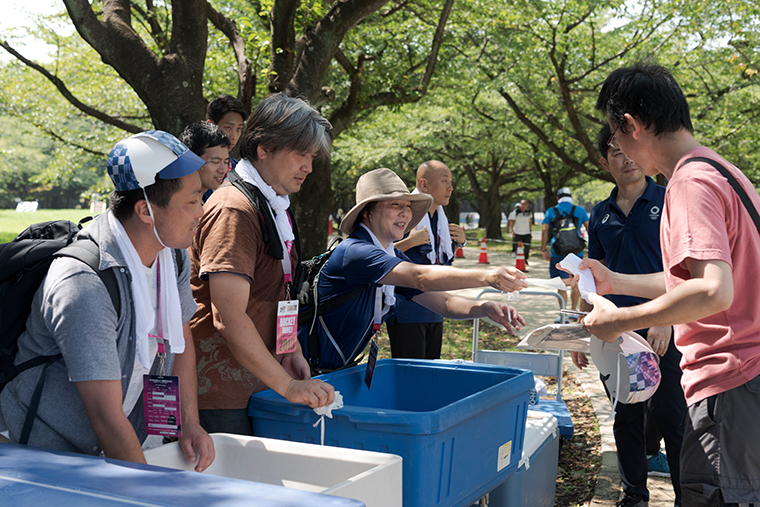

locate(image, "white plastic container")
[[488, 411, 560, 507], [144, 433, 402, 507]]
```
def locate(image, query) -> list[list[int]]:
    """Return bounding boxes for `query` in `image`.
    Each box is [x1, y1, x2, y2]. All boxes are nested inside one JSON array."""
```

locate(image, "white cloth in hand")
[[314, 391, 343, 419], [558, 253, 597, 304]]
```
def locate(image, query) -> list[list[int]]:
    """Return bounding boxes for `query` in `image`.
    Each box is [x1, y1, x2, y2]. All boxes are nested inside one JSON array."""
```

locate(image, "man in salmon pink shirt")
[[581, 62, 760, 507]]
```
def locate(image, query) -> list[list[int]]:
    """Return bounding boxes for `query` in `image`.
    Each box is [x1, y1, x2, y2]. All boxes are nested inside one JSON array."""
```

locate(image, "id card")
[[276, 300, 299, 355], [143, 375, 182, 438], [364, 340, 379, 389]]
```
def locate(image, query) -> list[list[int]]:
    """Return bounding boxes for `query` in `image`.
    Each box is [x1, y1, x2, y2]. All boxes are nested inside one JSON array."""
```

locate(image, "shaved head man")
[[387, 160, 467, 359]]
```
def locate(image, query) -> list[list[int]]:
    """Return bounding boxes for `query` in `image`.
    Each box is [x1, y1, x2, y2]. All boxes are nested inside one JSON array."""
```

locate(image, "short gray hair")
[[239, 93, 332, 161]]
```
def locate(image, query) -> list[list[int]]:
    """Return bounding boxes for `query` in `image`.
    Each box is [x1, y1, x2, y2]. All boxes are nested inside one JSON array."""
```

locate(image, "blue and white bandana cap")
[[590, 330, 661, 409], [107, 130, 205, 191]]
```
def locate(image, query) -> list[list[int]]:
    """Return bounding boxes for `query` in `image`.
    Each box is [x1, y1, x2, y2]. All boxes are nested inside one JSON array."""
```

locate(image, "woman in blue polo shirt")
[[298, 168, 528, 371]]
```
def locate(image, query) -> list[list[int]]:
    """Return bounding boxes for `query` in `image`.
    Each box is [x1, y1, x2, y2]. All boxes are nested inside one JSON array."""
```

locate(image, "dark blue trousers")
[[611, 335, 687, 505]]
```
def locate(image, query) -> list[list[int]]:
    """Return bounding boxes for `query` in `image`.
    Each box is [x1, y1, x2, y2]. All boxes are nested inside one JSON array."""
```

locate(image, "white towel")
[[412, 188, 453, 264], [108, 211, 184, 368], [359, 223, 396, 309], [236, 159, 294, 251]]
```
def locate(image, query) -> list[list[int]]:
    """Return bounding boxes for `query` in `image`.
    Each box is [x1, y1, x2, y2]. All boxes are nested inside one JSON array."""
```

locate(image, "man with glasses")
[[584, 62, 760, 507], [572, 124, 686, 507]]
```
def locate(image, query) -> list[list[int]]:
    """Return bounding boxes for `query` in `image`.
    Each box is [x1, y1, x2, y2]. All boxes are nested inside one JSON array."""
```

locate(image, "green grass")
[[0, 209, 102, 242]]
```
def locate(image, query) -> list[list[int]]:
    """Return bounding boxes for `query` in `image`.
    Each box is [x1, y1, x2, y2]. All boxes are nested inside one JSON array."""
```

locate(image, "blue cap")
[[107, 130, 205, 191]]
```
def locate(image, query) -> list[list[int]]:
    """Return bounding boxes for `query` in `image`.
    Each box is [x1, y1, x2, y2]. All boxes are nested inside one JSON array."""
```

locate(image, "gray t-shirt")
[[0, 213, 196, 454]]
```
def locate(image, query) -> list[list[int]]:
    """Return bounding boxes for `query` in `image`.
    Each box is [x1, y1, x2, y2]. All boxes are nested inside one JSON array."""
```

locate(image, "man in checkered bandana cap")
[[0, 130, 215, 471]]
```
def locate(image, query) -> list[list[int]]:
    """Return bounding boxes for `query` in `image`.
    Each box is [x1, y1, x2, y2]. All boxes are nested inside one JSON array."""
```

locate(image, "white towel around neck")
[[236, 159, 294, 254], [107, 211, 184, 368], [359, 223, 396, 309], [412, 187, 453, 264]]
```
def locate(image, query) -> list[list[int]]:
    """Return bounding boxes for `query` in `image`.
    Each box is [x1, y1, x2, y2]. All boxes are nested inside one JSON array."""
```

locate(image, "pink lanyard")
[[281, 213, 294, 284], [148, 258, 167, 374]]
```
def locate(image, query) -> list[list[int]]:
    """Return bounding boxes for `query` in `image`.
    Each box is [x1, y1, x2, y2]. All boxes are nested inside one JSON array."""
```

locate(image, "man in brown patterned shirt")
[[189, 94, 334, 435]]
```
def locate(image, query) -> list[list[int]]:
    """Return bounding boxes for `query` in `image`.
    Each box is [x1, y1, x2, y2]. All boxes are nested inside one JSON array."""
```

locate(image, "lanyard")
[[281, 212, 295, 284], [148, 257, 167, 376], [281, 239, 293, 283], [373, 288, 388, 331]]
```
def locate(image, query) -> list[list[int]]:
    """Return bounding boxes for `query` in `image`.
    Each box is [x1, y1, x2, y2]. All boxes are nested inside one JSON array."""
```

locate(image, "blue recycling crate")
[[249, 359, 532, 507]]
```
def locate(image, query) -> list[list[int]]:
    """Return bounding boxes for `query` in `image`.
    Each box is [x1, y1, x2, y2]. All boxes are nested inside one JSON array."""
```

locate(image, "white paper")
[[517, 323, 591, 352], [558, 253, 597, 304], [525, 277, 569, 291]]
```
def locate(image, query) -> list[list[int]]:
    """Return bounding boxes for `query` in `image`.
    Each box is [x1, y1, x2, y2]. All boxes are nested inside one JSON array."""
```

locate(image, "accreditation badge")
[[143, 375, 181, 438], [276, 300, 299, 355]]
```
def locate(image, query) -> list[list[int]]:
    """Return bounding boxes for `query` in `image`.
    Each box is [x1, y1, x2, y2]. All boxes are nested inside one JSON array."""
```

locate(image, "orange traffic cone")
[[455, 245, 465, 258], [515, 241, 526, 271], [328, 217, 333, 235], [478, 238, 489, 264]]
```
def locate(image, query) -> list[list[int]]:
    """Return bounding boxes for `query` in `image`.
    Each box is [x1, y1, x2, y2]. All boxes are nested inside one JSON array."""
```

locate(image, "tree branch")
[[0, 41, 143, 133], [269, 0, 300, 93], [284, 0, 390, 102], [130, 0, 169, 53], [329, 50, 371, 137], [208, 4, 254, 112], [39, 126, 108, 157], [418, 0, 454, 95], [498, 86, 600, 177]]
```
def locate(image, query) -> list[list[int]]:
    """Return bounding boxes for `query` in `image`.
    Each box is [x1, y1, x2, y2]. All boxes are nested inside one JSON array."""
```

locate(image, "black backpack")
[[550, 205, 586, 257], [293, 237, 372, 375], [0, 218, 121, 444]]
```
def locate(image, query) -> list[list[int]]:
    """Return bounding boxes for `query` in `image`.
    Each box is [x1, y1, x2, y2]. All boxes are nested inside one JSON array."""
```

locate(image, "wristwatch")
[[457, 239, 467, 247]]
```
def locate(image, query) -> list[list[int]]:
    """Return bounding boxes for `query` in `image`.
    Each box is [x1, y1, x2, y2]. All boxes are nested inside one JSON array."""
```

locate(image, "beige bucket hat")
[[339, 168, 433, 235]]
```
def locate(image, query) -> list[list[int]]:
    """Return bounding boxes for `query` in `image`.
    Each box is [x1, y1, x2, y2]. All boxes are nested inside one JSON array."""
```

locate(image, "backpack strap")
[[228, 169, 302, 299], [681, 157, 760, 236], [19, 356, 59, 445], [299, 284, 373, 324], [303, 284, 373, 370], [550, 206, 560, 238], [17, 239, 121, 445], [174, 248, 184, 276], [229, 169, 298, 261], [56, 239, 120, 315]]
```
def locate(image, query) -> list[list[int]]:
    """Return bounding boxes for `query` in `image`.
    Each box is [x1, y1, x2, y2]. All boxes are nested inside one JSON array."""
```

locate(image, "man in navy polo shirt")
[[571, 125, 686, 507]]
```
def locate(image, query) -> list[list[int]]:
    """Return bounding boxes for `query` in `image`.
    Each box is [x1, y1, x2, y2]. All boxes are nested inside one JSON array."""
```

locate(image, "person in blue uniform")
[[386, 160, 467, 359], [298, 168, 528, 371]]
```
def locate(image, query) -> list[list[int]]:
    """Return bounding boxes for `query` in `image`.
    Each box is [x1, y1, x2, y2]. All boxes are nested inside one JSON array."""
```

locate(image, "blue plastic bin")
[[249, 359, 533, 507]]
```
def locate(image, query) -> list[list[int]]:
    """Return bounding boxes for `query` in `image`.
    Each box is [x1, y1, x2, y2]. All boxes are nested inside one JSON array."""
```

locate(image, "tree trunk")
[[291, 156, 334, 258], [60, 0, 210, 136], [478, 191, 504, 240], [444, 198, 460, 227]]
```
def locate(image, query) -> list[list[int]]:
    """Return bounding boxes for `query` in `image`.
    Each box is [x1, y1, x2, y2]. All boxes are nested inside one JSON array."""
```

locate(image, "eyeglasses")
[[607, 122, 621, 149]]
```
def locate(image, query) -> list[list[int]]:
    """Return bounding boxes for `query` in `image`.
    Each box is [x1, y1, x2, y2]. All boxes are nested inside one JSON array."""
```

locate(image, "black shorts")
[[681, 375, 760, 506]]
